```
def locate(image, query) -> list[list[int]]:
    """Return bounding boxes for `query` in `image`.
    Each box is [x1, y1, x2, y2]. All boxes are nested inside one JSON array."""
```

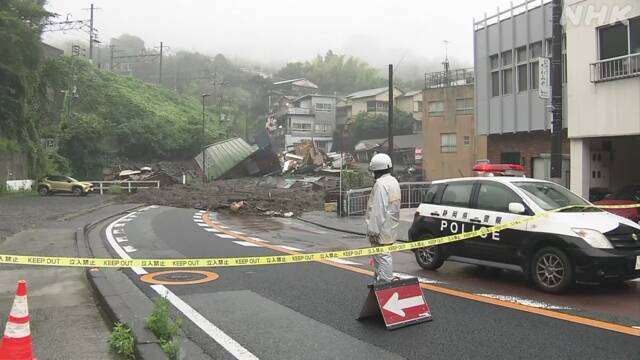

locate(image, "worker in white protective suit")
[[365, 153, 401, 284]]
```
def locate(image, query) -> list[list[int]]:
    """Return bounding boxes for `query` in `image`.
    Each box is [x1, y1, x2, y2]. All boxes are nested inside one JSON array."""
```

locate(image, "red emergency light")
[[473, 163, 525, 177]]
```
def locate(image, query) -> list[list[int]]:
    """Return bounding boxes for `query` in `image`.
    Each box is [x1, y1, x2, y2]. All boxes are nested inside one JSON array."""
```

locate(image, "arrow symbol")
[[382, 292, 425, 317]]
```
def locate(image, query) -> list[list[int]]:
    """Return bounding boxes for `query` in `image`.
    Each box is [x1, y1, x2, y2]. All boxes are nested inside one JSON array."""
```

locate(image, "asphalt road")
[[109, 206, 640, 359]]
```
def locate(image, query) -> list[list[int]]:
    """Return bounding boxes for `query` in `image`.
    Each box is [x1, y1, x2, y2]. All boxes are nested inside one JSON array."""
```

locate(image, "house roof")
[[194, 137, 259, 180], [354, 134, 423, 152], [292, 94, 336, 102], [346, 87, 389, 99], [402, 90, 421, 97], [273, 78, 319, 89]]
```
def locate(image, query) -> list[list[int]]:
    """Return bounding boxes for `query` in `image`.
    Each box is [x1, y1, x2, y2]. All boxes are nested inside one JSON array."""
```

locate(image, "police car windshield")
[[512, 181, 596, 211]]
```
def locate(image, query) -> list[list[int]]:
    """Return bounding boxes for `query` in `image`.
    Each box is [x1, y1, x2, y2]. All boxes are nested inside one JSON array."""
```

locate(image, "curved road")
[[103, 206, 640, 359]]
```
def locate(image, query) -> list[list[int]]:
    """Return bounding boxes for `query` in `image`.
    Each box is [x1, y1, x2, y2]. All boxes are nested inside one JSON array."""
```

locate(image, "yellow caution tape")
[[0, 203, 635, 269], [0, 209, 548, 268]]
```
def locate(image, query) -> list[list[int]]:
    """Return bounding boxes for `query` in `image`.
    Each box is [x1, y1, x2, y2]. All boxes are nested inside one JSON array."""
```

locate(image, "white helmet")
[[369, 153, 392, 171]]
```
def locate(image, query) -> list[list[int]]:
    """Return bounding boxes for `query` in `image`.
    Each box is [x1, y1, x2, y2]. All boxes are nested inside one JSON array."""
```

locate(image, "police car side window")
[[476, 183, 522, 213], [440, 183, 473, 207], [423, 185, 440, 204]]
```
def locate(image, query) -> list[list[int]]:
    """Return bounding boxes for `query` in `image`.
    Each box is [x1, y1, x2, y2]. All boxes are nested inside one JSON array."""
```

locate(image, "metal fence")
[[590, 53, 640, 82], [344, 182, 431, 216], [91, 181, 160, 195]]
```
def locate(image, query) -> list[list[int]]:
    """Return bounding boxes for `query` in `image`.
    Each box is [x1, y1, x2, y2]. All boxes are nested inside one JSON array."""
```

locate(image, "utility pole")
[[88, 4, 94, 60], [550, 0, 563, 180], [201, 94, 211, 183], [388, 64, 394, 161], [159, 42, 163, 85]]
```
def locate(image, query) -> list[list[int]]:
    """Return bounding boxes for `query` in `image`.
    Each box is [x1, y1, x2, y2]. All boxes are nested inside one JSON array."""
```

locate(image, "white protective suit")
[[365, 172, 401, 283]]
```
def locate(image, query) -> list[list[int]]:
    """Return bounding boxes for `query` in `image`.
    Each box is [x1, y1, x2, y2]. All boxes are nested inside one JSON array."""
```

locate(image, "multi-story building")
[[566, 0, 640, 198], [474, 0, 570, 186], [274, 94, 337, 152], [341, 86, 404, 121], [422, 68, 486, 180], [397, 90, 424, 133]]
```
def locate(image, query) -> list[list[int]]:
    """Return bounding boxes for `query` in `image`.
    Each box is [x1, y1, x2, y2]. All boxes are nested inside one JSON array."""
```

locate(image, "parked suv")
[[38, 175, 93, 196], [408, 177, 640, 293]]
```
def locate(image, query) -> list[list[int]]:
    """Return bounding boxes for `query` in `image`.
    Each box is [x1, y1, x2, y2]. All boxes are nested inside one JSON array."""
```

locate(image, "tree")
[[349, 110, 415, 146], [275, 50, 384, 95]]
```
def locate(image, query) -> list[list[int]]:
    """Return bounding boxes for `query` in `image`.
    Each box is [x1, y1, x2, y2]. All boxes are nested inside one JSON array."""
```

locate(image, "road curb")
[[78, 205, 168, 360]]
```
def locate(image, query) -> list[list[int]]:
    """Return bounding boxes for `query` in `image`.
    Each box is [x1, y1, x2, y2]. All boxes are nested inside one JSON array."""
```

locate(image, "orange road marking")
[[140, 270, 219, 285], [201, 212, 640, 337]]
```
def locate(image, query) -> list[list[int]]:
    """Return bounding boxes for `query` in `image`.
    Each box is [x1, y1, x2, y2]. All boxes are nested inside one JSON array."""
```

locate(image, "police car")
[[408, 171, 640, 293]]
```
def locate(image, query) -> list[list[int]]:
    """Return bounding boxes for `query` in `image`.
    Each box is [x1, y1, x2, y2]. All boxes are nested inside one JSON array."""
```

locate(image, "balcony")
[[287, 107, 311, 115], [590, 53, 640, 83]]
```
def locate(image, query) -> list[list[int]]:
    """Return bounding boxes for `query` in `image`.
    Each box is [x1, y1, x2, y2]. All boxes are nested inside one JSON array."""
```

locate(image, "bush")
[[341, 169, 374, 190], [108, 323, 135, 359], [147, 297, 181, 359], [110, 184, 123, 194]]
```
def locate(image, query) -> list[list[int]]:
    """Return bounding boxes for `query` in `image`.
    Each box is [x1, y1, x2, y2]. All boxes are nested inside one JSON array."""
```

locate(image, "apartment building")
[[474, 0, 570, 186], [422, 68, 487, 180], [274, 94, 337, 152], [566, 0, 640, 198]]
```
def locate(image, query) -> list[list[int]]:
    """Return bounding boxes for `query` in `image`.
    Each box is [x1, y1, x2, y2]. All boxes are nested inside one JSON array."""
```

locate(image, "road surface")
[[101, 206, 640, 359]]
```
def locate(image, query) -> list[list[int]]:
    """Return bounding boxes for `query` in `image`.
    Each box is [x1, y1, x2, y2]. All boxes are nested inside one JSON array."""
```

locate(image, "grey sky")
[[43, 0, 517, 72]]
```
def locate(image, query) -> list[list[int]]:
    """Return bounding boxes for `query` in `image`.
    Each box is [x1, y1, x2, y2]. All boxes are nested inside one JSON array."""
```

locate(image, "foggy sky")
[[43, 0, 518, 72]]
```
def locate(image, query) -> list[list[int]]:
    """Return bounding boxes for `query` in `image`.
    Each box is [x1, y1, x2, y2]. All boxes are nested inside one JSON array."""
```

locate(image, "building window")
[[529, 41, 542, 90], [530, 61, 539, 90], [455, 98, 473, 113], [413, 100, 423, 112], [490, 54, 500, 97], [491, 71, 500, 97], [516, 46, 528, 92], [367, 101, 387, 112], [414, 119, 422, 133], [314, 124, 332, 133], [501, 50, 513, 95], [441, 133, 457, 153], [530, 41, 543, 59], [428, 101, 444, 116], [315, 103, 332, 112], [291, 122, 312, 132], [463, 136, 470, 146], [545, 38, 552, 57], [501, 152, 522, 165]]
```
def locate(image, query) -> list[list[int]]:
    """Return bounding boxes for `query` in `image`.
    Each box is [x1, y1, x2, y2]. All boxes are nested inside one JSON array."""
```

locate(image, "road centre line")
[[201, 212, 640, 337], [105, 215, 259, 360], [232, 241, 262, 247]]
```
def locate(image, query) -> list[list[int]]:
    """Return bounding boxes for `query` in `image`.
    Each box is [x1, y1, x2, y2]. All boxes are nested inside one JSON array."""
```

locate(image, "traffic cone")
[[0, 280, 34, 360]]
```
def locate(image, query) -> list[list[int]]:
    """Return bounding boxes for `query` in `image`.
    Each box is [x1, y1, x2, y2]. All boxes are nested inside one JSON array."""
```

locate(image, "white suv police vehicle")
[[408, 177, 640, 293]]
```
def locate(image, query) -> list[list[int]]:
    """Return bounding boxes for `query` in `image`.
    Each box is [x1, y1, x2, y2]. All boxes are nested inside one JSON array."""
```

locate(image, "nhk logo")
[[563, 4, 634, 27], [440, 220, 500, 241]]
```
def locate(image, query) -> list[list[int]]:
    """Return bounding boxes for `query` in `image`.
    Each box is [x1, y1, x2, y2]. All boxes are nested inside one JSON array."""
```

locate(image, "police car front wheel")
[[530, 247, 574, 293], [414, 245, 444, 270]]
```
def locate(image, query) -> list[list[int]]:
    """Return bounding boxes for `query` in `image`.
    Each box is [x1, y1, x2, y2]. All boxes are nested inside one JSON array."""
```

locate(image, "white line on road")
[[114, 237, 128, 243], [248, 237, 268, 243], [231, 231, 245, 235], [216, 234, 236, 239], [105, 216, 259, 360], [277, 245, 302, 251], [232, 241, 262, 247], [330, 259, 361, 266], [196, 223, 209, 227], [194, 219, 204, 223], [477, 293, 571, 310], [123, 245, 137, 253], [204, 228, 220, 233]]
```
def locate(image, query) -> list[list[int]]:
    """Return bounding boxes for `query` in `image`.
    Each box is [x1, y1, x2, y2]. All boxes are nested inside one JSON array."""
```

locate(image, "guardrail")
[[91, 181, 160, 195], [344, 182, 431, 216], [590, 53, 640, 82]]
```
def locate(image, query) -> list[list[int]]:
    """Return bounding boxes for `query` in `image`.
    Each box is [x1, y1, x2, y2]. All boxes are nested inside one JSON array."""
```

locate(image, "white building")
[[566, 0, 640, 197]]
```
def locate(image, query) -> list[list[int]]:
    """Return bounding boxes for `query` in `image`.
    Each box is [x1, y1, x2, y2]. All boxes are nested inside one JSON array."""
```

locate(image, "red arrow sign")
[[373, 278, 432, 329]]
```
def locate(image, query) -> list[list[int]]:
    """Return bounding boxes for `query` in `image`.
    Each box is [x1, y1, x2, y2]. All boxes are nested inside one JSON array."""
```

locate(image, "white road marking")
[[394, 272, 444, 284], [194, 219, 204, 223], [248, 237, 268, 243], [115, 237, 128, 243], [113, 223, 124, 228], [216, 234, 236, 239], [477, 294, 571, 310], [196, 223, 209, 227], [232, 241, 262, 247], [123, 245, 137, 253], [112, 229, 124, 235], [204, 228, 220, 233], [278, 245, 302, 251], [105, 217, 257, 360], [217, 225, 229, 229], [231, 231, 245, 235], [330, 259, 361, 266]]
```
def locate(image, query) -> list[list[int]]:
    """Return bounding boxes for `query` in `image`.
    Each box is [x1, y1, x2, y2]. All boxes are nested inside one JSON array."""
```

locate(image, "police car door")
[[465, 181, 531, 264], [430, 181, 476, 257]]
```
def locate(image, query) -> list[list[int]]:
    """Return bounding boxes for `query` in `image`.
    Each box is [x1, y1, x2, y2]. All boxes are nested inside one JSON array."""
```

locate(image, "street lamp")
[[201, 93, 210, 184]]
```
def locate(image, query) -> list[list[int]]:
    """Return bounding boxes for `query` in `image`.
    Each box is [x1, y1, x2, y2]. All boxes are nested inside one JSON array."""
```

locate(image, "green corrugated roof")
[[194, 137, 258, 180]]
